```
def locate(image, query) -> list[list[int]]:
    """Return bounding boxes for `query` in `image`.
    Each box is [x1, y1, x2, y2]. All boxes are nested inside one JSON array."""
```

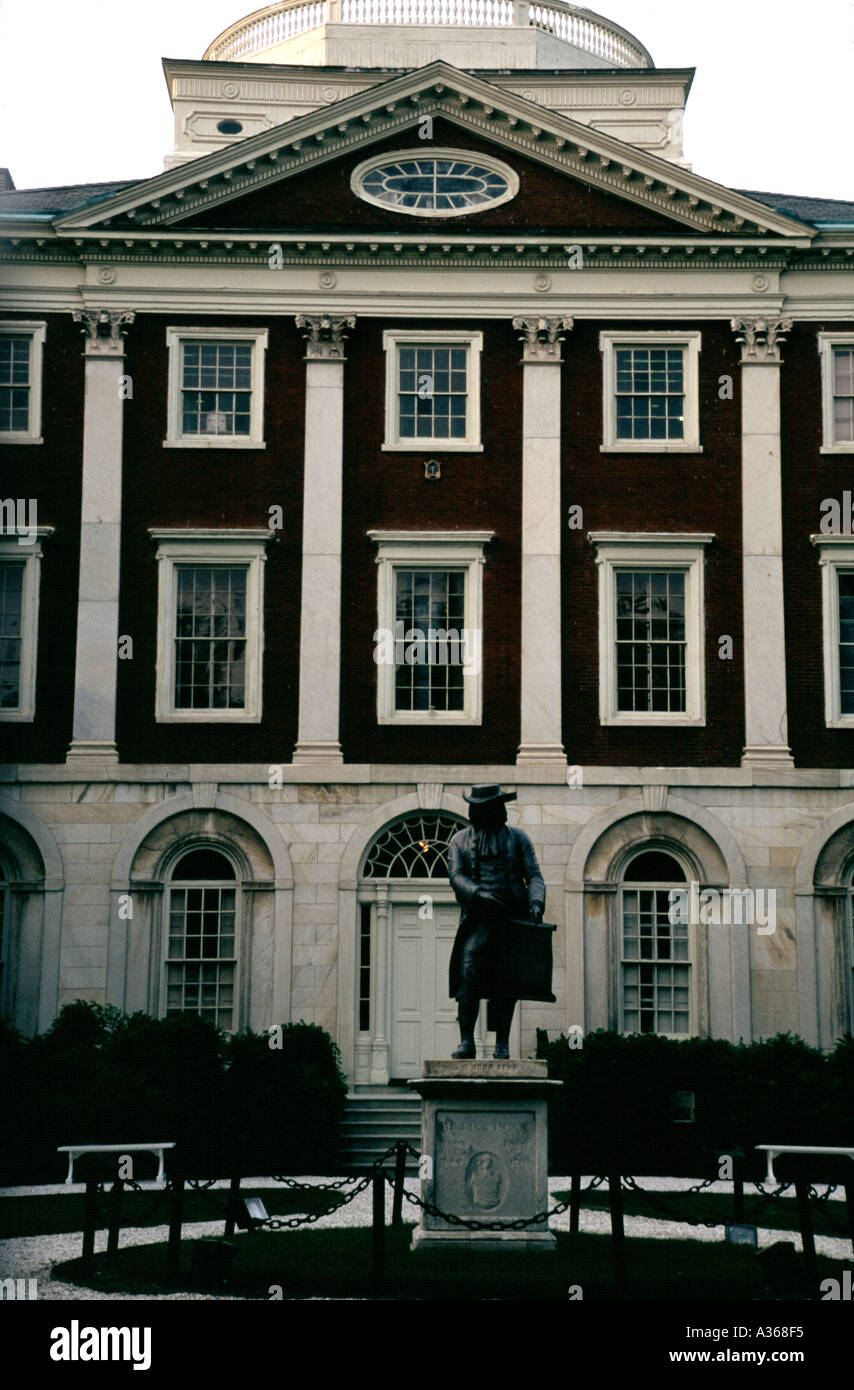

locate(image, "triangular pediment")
[[54, 61, 812, 240]]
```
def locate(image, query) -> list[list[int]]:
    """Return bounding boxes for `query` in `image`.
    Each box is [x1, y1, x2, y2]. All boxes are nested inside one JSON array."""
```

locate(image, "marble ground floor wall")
[[2, 766, 854, 1081]]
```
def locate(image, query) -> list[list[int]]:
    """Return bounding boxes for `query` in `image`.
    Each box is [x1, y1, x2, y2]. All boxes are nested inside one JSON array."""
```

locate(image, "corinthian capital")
[[296, 312, 356, 360], [72, 309, 135, 355], [730, 316, 793, 365], [513, 315, 574, 362]]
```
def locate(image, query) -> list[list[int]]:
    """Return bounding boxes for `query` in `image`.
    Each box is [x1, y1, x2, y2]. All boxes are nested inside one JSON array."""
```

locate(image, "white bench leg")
[[156, 1150, 165, 1184], [65, 1153, 75, 1185], [766, 1152, 776, 1185]]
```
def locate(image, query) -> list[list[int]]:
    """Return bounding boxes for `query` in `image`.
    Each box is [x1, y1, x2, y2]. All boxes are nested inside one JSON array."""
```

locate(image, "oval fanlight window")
[[217, 119, 244, 135], [351, 149, 519, 217]]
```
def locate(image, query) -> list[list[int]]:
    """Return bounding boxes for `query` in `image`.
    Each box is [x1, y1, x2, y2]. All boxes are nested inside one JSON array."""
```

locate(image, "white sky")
[[0, 0, 852, 199]]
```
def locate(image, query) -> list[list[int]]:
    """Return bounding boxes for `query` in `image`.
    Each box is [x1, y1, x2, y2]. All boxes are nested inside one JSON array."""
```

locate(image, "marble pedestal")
[[408, 1059, 560, 1253]]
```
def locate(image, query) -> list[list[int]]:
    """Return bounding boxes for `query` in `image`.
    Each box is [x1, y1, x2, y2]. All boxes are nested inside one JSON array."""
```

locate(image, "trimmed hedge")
[[0, 1004, 347, 1185], [538, 1029, 854, 1178]]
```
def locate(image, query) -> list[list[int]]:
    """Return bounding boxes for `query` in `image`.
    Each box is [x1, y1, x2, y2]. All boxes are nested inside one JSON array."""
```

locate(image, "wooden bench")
[[756, 1143, 854, 1186], [57, 1142, 175, 1185]]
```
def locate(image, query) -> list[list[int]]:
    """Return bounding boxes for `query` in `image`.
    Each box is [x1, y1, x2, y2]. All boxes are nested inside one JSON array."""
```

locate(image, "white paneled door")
[[389, 900, 485, 1078]]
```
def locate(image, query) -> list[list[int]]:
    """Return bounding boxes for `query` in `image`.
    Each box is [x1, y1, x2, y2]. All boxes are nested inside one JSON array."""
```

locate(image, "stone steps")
[[340, 1089, 421, 1172]]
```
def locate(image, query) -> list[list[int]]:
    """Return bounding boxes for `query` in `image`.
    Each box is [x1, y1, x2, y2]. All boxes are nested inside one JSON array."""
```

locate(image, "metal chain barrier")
[[256, 1145, 403, 1231]]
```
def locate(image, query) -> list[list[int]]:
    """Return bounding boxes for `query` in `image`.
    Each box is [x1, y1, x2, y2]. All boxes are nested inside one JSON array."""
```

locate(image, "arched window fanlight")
[[362, 813, 465, 879], [171, 847, 236, 881], [623, 849, 686, 883]]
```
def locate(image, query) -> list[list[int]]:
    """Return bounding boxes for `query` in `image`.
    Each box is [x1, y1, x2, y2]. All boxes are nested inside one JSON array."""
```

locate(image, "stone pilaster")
[[67, 310, 135, 765], [292, 314, 355, 763], [731, 316, 795, 768], [513, 316, 572, 766]]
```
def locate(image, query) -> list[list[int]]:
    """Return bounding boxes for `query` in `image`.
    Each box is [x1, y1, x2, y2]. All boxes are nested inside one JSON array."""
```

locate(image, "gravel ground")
[[1, 1176, 850, 1301]]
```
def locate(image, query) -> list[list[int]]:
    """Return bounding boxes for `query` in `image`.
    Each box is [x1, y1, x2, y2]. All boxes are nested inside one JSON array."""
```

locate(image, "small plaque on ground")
[[422, 1059, 548, 1079]]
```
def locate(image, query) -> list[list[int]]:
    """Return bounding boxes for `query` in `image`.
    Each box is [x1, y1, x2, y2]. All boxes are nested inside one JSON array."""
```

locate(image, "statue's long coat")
[[447, 824, 546, 1001]]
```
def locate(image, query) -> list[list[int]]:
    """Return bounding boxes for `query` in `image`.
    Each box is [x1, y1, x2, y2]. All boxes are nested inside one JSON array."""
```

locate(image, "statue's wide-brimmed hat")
[[463, 784, 517, 805]]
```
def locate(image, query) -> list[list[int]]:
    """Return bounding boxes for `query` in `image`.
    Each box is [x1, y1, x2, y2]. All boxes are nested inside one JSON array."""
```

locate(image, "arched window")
[[844, 863, 854, 1030], [0, 858, 7, 1015], [362, 812, 465, 879], [619, 848, 691, 1036], [165, 847, 238, 1031]]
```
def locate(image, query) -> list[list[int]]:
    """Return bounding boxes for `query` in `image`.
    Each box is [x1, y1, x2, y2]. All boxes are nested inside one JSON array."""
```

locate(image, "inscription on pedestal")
[[432, 1109, 537, 1224]]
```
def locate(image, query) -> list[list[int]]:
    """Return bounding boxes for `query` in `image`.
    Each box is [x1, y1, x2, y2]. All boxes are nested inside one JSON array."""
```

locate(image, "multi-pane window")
[[174, 566, 247, 710], [181, 341, 252, 437], [600, 332, 701, 451], [353, 151, 518, 217], [370, 530, 493, 724], [393, 568, 466, 713], [165, 848, 237, 1031], [383, 332, 483, 450], [593, 533, 710, 726], [165, 328, 267, 447], [615, 346, 685, 441], [0, 539, 47, 723], [621, 851, 691, 1035], [0, 861, 6, 1013], [0, 562, 25, 712], [0, 323, 45, 442], [616, 569, 686, 713], [0, 337, 31, 434], [152, 530, 268, 722], [832, 347, 854, 444], [398, 345, 468, 441], [818, 336, 854, 451], [838, 571, 854, 715]]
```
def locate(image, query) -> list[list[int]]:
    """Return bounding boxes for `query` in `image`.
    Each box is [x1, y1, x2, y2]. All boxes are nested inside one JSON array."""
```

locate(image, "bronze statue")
[[447, 784, 545, 1059]]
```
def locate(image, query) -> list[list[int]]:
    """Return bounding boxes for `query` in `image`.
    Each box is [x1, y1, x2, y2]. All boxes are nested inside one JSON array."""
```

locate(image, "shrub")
[[539, 1029, 854, 1178], [0, 1005, 346, 1185]]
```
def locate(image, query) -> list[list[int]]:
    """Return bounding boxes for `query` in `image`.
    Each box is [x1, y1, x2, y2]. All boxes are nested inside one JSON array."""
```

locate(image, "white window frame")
[[599, 330, 702, 453], [818, 333, 854, 454], [382, 330, 483, 452], [162, 846, 242, 1033], [150, 529, 271, 723], [618, 850, 696, 1039], [368, 529, 493, 725], [811, 535, 854, 726], [0, 528, 53, 722], [164, 326, 268, 449], [0, 321, 46, 444], [351, 148, 519, 219], [591, 532, 713, 727]]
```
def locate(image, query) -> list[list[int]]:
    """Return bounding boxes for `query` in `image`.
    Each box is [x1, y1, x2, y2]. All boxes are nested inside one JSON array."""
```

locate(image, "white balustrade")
[[205, 0, 651, 66]]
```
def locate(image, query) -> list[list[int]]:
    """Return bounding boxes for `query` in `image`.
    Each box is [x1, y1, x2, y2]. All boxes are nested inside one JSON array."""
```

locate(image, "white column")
[[292, 314, 354, 763], [67, 309, 134, 764], [731, 317, 794, 768], [513, 316, 572, 766]]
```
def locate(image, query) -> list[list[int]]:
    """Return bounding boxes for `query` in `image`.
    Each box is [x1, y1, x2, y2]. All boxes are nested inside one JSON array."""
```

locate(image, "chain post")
[[392, 1141, 407, 1227], [608, 1173, 627, 1296], [372, 1171, 386, 1291], [81, 1178, 98, 1275], [106, 1177, 124, 1260]]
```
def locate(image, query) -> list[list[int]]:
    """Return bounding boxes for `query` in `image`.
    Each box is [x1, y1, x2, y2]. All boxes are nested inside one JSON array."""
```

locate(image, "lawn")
[[49, 1225, 848, 1301], [0, 1186, 344, 1238], [553, 1186, 854, 1240]]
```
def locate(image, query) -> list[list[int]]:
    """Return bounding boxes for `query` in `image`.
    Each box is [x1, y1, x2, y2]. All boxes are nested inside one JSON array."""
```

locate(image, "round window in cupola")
[[351, 148, 519, 217], [217, 119, 244, 135]]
